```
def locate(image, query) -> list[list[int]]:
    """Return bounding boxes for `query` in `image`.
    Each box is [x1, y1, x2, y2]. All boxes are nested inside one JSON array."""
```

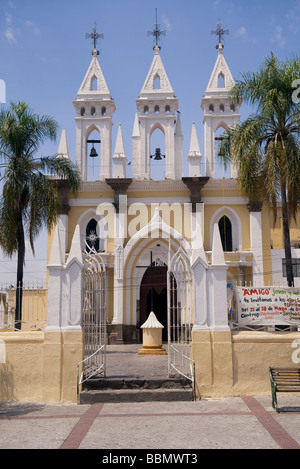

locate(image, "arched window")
[[101, 107, 106, 116], [165, 105, 170, 114], [144, 105, 149, 115], [80, 107, 85, 116], [91, 76, 97, 91], [154, 75, 160, 89], [85, 218, 105, 253], [150, 126, 165, 180], [209, 104, 214, 113], [218, 72, 225, 88], [218, 216, 232, 251], [86, 128, 101, 181], [215, 124, 229, 178], [86, 219, 100, 252], [220, 104, 225, 112], [154, 105, 160, 114], [91, 106, 96, 116]]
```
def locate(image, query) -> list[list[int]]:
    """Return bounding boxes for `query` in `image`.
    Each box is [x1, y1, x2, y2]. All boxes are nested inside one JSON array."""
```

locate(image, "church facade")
[[41, 26, 300, 400], [1, 22, 300, 403]]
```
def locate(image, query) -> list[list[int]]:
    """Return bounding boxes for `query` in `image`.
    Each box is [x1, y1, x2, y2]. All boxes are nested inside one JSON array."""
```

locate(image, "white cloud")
[[162, 15, 172, 32], [236, 26, 247, 38], [4, 8, 17, 45], [25, 20, 41, 35], [4, 27, 17, 45], [286, 1, 300, 34], [272, 25, 286, 49], [5, 13, 13, 25]]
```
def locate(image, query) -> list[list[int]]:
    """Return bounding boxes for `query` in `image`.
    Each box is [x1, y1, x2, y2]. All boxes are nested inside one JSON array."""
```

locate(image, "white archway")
[[123, 208, 191, 327]]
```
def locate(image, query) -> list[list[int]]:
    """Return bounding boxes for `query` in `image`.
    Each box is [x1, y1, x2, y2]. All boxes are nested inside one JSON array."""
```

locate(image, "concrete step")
[[79, 377, 194, 403]]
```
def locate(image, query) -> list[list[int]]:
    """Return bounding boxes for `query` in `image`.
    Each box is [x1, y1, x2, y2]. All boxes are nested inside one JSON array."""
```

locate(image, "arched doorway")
[[139, 263, 172, 342]]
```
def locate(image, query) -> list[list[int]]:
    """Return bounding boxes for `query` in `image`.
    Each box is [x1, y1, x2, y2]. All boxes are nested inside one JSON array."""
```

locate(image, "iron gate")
[[167, 245, 195, 391], [78, 250, 107, 386]]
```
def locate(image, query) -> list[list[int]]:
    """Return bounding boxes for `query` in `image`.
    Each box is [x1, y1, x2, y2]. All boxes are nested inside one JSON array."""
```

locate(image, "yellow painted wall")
[[6, 289, 47, 331], [0, 331, 83, 402], [270, 207, 300, 249], [1, 329, 299, 402], [192, 330, 300, 398]]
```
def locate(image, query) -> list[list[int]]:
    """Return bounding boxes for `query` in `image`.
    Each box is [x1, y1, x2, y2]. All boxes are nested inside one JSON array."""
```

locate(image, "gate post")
[[64, 224, 83, 331], [46, 218, 66, 332], [209, 223, 229, 331], [191, 223, 233, 397]]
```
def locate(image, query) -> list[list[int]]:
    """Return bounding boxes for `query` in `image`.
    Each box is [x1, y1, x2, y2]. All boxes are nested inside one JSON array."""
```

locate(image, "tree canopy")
[[218, 53, 300, 286], [0, 101, 81, 327]]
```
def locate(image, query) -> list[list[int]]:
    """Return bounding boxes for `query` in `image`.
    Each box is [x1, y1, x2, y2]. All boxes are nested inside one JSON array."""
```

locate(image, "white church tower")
[[201, 24, 241, 179], [73, 25, 116, 181], [132, 16, 183, 180]]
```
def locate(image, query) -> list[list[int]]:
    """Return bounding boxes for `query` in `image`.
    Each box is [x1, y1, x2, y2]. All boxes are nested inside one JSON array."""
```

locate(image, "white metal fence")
[[0, 282, 47, 331]]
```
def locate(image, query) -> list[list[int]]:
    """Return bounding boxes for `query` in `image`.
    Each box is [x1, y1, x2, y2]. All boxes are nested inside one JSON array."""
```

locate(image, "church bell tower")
[[73, 25, 116, 181], [201, 23, 241, 179]]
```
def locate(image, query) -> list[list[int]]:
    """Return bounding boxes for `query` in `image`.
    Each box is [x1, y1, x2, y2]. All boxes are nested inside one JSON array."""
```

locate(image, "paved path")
[[1, 395, 300, 450], [1, 345, 300, 450]]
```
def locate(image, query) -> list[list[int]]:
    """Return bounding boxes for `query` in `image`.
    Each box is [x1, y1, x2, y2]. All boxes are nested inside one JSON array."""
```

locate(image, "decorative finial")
[[85, 23, 104, 55], [210, 20, 229, 49], [147, 8, 166, 50]]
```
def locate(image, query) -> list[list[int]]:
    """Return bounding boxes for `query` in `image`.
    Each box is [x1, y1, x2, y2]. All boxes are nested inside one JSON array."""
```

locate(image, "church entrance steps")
[[79, 377, 193, 403], [78, 344, 194, 403]]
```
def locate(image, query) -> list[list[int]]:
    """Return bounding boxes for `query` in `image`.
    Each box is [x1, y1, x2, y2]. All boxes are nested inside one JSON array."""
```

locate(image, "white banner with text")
[[236, 286, 300, 325]]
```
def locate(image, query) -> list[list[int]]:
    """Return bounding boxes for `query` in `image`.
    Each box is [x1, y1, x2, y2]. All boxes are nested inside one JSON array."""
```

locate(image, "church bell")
[[151, 148, 165, 160], [89, 146, 98, 157]]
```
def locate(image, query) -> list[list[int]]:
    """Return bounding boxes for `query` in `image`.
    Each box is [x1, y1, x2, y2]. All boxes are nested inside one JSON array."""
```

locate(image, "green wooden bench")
[[269, 366, 300, 412]]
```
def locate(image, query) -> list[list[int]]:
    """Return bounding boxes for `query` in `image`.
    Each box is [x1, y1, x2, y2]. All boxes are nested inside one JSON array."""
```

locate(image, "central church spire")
[[131, 11, 182, 181]]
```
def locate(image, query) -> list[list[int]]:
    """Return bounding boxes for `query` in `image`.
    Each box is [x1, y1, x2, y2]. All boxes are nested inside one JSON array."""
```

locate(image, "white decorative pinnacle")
[[211, 223, 225, 265], [188, 122, 202, 158], [175, 111, 183, 135], [113, 123, 126, 159], [132, 113, 140, 138], [57, 130, 70, 159]]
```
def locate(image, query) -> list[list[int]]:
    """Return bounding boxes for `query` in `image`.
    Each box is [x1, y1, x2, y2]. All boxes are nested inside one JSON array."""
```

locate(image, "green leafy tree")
[[218, 53, 300, 287], [0, 101, 81, 328]]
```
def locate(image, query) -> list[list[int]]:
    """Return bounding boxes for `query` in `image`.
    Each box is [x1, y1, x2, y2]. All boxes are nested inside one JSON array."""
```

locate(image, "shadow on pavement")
[[0, 401, 46, 418]]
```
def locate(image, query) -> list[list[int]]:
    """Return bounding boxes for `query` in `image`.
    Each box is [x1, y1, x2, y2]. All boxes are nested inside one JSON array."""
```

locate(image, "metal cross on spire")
[[210, 21, 229, 47], [147, 8, 166, 48], [85, 23, 104, 54]]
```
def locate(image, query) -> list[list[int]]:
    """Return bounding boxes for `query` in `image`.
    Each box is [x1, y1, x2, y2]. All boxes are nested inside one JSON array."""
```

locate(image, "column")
[[248, 201, 264, 286]]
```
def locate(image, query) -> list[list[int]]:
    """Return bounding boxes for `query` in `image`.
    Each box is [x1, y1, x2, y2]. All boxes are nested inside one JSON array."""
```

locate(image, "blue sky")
[[0, 0, 300, 283]]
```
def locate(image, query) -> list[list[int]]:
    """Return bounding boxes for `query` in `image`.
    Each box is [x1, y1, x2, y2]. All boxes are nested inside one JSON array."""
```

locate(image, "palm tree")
[[0, 101, 81, 329], [218, 53, 300, 287]]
